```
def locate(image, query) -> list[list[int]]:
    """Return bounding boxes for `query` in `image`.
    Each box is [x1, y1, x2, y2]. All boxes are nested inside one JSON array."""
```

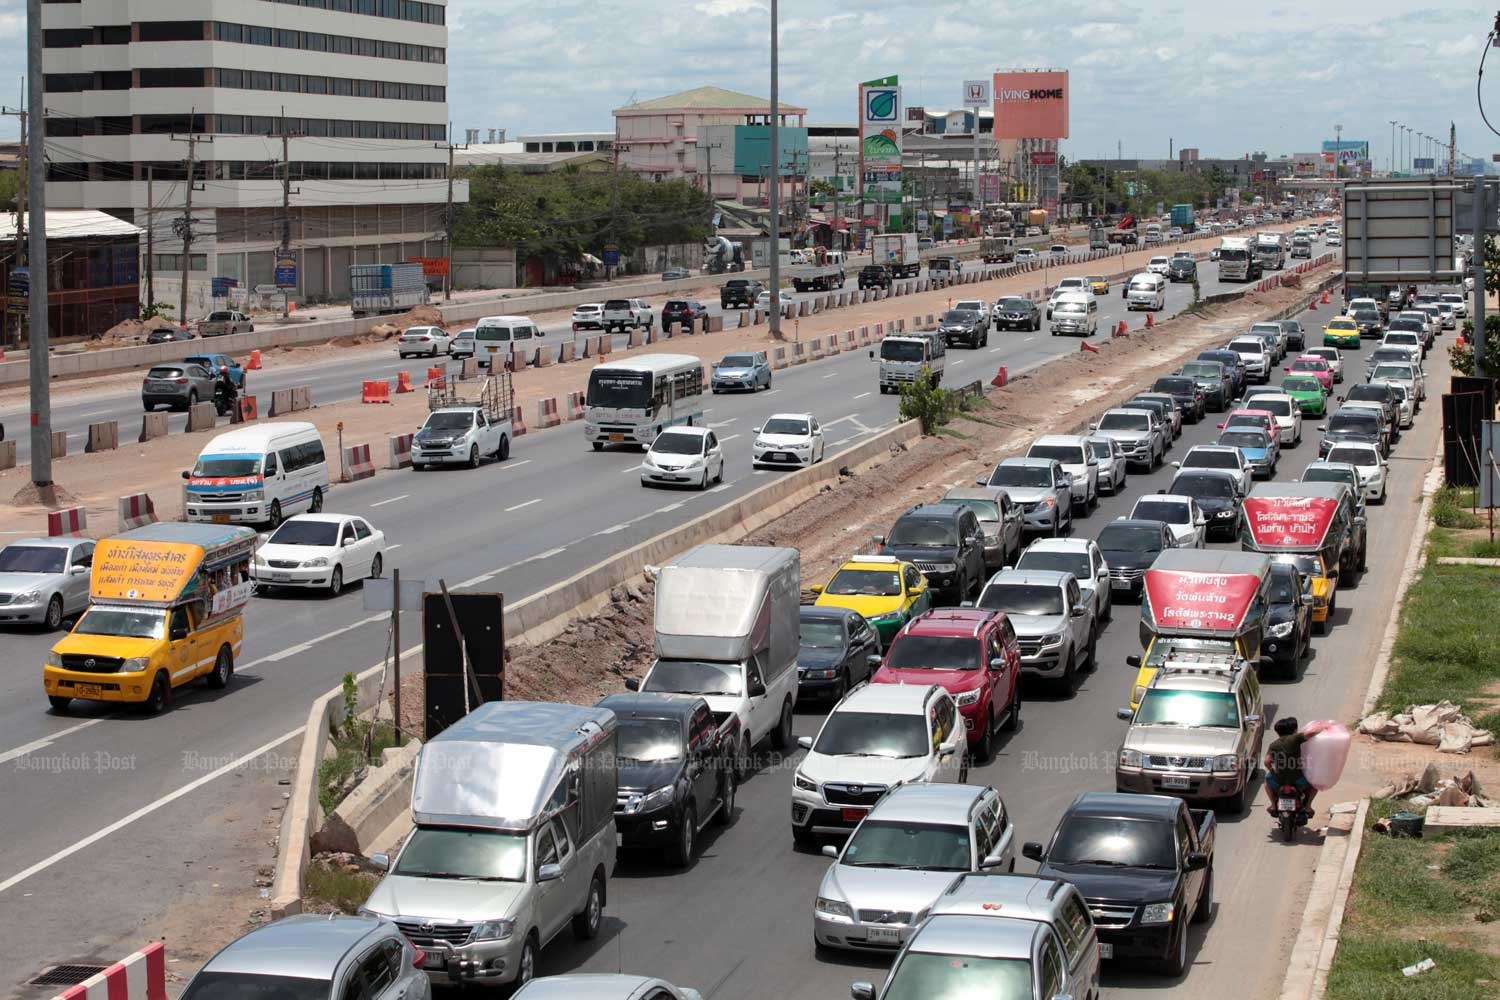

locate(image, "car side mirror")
[[753, 426, 762, 434], [989, 656, 1006, 671], [537, 862, 562, 882], [1216, 423, 1225, 429], [170, 625, 189, 641], [798, 735, 814, 751], [1125, 654, 1141, 667], [370, 853, 390, 871], [851, 985, 876, 1000], [820, 843, 842, 860], [1070, 605, 1086, 618], [181, 470, 191, 480], [980, 851, 1007, 870], [866, 654, 882, 668], [809, 584, 823, 595], [624, 677, 640, 691], [1116, 707, 1134, 720], [747, 676, 767, 698], [868, 350, 875, 359], [1244, 713, 1261, 725], [1317, 425, 1326, 432], [1185, 852, 1209, 872], [1022, 841, 1045, 863], [71, 564, 87, 575]]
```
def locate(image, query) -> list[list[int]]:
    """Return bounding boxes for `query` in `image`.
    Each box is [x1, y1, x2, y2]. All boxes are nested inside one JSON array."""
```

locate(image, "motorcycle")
[[213, 382, 238, 418], [1271, 783, 1311, 842]]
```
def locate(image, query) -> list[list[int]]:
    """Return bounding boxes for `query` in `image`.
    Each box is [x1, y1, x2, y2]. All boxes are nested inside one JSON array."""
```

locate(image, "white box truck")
[[871, 233, 921, 278]]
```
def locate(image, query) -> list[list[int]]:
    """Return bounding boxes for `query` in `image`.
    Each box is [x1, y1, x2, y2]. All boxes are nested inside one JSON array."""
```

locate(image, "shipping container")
[[350, 262, 430, 317]]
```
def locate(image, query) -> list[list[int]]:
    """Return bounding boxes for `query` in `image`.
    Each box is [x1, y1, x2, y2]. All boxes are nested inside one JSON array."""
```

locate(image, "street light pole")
[[1389, 120, 1397, 175], [767, 0, 781, 338], [25, 0, 51, 489]]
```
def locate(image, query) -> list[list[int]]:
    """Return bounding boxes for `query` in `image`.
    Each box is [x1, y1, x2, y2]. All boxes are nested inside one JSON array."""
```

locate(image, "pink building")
[[613, 86, 806, 182]]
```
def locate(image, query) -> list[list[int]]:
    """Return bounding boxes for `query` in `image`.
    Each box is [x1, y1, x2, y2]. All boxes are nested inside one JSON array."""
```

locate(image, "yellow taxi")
[[1322, 316, 1361, 348], [1126, 636, 1248, 710], [811, 554, 931, 646], [1087, 275, 1109, 295]]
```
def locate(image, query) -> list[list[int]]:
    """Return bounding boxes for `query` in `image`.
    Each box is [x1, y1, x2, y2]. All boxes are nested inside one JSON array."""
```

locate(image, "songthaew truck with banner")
[[1126, 548, 1272, 710], [43, 523, 256, 714], [1241, 483, 1354, 636]]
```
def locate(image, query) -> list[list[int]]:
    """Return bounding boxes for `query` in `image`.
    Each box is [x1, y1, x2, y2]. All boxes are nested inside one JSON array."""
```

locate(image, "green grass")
[[1379, 562, 1500, 712], [304, 858, 378, 914], [1327, 936, 1500, 1000], [317, 719, 404, 815], [1432, 487, 1484, 530]]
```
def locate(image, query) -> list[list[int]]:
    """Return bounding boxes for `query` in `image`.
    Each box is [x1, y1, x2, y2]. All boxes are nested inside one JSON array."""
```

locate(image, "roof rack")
[[1155, 655, 1245, 679]]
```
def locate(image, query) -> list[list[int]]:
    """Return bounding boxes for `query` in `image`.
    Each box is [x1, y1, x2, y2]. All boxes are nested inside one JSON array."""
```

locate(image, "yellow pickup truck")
[[44, 523, 255, 714]]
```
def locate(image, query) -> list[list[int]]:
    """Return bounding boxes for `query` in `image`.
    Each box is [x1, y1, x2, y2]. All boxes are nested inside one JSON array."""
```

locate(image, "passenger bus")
[[583, 354, 705, 450]]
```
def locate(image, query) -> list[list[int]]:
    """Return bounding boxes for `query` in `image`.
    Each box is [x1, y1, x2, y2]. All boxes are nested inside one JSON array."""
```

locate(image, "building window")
[[137, 21, 205, 42], [98, 25, 130, 44], [266, 0, 443, 25], [139, 67, 208, 88], [153, 254, 209, 272], [43, 28, 90, 48]]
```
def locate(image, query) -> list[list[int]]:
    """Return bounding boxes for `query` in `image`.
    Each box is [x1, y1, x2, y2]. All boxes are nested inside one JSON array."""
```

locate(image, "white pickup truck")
[[601, 298, 654, 334], [411, 374, 515, 469], [197, 311, 254, 337], [786, 249, 846, 292]]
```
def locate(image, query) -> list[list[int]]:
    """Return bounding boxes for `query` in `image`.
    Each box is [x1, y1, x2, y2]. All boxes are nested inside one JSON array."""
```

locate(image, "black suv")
[[662, 300, 709, 331], [1151, 375, 1206, 423], [858, 264, 893, 290], [939, 309, 986, 349], [1167, 256, 1198, 282], [876, 503, 987, 602], [720, 279, 764, 309], [994, 296, 1042, 331], [1279, 320, 1306, 352]]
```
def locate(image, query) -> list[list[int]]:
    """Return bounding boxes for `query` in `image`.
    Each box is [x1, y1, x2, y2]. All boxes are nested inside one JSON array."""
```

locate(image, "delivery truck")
[[870, 233, 921, 278], [1170, 204, 1195, 233], [350, 262, 431, 318], [1241, 483, 1355, 634]]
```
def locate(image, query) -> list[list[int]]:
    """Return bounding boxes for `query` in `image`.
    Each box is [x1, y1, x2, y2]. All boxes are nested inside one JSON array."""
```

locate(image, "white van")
[[182, 422, 329, 528], [473, 314, 543, 369], [1126, 273, 1166, 311], [1048, 292, 1099, 336]]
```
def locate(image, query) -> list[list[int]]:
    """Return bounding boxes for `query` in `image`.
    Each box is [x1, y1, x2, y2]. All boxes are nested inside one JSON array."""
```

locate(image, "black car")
[[1350, 308, 1383, 338], [1198, 349, 1248, 397], [939, 309, 986, 349], [993, 296, 1042, 331], [1318, 409, 1388, 458], [858, 264, 893, 290], [1279, 320, 1306, 352], [1340, 382, 1399, 441], [662, 267, 692, 281], [720, 278, 764, 309], [1151, 376, 1206, 423], [662, 299, 710, 331], [1263, 560, 1312, 678], [1178, 360, 1231, 411], [1167, 256, 1198, 282], [876, 503, 987, 602], [797, 606, 880, 701], [595, 692, 738, 867], [1168, 469, 1242, 540], [146, 327, 196, 344], [1097, 519, 1175, 599]]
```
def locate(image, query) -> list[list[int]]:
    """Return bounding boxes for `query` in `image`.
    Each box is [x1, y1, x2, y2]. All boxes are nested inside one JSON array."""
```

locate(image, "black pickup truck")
[[1023, 792, 1215, 976], [720, 278, 764, 310], [596, 692, 739, 868], [858, 264, 893, 290]]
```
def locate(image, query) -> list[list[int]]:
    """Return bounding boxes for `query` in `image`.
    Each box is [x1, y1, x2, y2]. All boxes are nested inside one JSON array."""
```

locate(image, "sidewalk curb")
[[1277, 798, 1369, 1000]]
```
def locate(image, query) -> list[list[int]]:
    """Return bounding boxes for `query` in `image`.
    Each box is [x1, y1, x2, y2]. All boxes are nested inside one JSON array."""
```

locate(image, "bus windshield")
[[587, 369, 652, 409]]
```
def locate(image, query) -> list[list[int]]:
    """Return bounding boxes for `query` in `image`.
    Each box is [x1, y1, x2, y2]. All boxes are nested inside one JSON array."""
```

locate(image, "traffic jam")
[[9, 217, 1442, 1000]]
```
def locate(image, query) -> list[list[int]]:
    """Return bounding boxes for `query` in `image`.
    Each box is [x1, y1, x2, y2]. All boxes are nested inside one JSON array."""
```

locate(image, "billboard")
[[1321, 140, 1368, 164], [992, 70, 1068, 140], [1030, 150, 1057, 166], [1413, 157, 1435, 171], [732, 124, 809, 177], [859, 75, 903, 212], [962, 79, 990, 108]]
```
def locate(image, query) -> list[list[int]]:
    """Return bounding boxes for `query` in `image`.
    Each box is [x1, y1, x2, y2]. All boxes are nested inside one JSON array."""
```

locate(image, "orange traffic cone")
[[247, 349, 263, 370], [1145, 312, 1155, 329], [991, 366, 1009, 388], [1114, 320, 1127, 337], [1080, 340, 1100, 354], [1320, 290, 1330, 304]]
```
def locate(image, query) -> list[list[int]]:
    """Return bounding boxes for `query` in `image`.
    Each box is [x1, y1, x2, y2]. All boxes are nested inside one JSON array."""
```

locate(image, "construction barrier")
[[362, 380, 391, 404], [341, 443, 376, 483], [991, 366, 1009, 388], [535, 345, 554, 367], [771, 346, 789, 370], [1080, 341, 1099, 354], [535, 396, 562, 429], [85, 421, 119, 454], [708, 315, 725, 332], [1113, 320, 1128, 338], [139, 412, 168, 441], [235, 395, 259, 423], [50, 430, 67, 459], [246, 350, 263, 371], [395, 371, 414, 393], [0, 439, 14, 470], [187, 402, 217, 432], [117, 493, 158, 532], [50, 942, 167, 1000], [48, 507, 87, 537], [809, 337, 825, 360], [290, 385, 313, 411], [388, 433, 413, 470], [566, 390, 586, 421], [509, 404, 528, 436], [1145, 312, 1155, 329], [460, 356, 478, 380], [791, 341, 807, 365], [628, 329, 645, 348], [558, 341, 576, 363], [859, 325, 871, 345], [597, 335, 613, 356], [841, 330, 856, 351], [426, 366, 445, 386], [874, 322, 884, 340], [511, 350, 528, 373]]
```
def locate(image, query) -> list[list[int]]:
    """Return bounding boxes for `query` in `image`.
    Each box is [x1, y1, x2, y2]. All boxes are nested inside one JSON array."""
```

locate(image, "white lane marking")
[[0, 719, 107, 766], [620, 464, 644, 475], [709, 484, 732, 493], [822, 372, 838, 379], [989, 347, 1004, 354], [0, 726, 305, 896], [952, 359, 966, 365], [719, 434, 741, 443], [504, 498, 542, 512], [385, 544, 403, 551], [853, 392, 872, 400], [1023, 336, 1037, 342], [239, 613, 386, 671], [709, 419, 737, 428], [594, 523, 628, 535], [763, 389, 782, 396], [500, 459, 533, 470], [76, 409, 115, 419], [368, 494, 409, 508]]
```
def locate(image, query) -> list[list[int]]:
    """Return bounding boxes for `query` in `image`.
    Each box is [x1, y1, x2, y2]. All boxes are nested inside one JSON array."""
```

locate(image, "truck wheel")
[[143, 671, 171, 715], [48, 695, 72, 713], [771, 699, 794, 750], [267, 500, 284, 530], [497, 435, 510, 461], [467, 444, 479, 469], [206, 645, 234, 689], [717, 769, 736, 826], [1194, 868, 1214, 923], [1003, 686, 1022, 732], [672, 802, 697, 868], [1159, 925, 1188, 977], [515, 935, 538, 989], [592, 441, 603, 451], [571, 875, 604, 940]]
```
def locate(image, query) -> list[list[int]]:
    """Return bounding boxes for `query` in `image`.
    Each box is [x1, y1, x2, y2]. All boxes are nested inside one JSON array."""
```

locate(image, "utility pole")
[[832, 142, 842, 249], [2, 83, 26, 350], [434, 127, 466, 301], [145, 167, 155, 309], [271, 109, 301, 317], [25, 0, 51, 488], [170, 113, 211, 328], [767, 0, 781, 338], [1474, 178, 1487, 377]]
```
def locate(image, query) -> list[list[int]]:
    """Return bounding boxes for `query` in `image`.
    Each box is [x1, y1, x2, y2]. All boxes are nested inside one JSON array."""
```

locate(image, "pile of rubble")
[[1375, 765, 1492, 810], [1358, 701, 1495, 754]]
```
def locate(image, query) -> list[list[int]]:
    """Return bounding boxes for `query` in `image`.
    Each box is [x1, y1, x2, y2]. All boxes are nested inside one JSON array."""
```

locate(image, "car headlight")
[[473, 919, 515, 941], [1212, 754, 1240, 772], [121, 657, 151, 673], [304, 557, 329, 568], [954, 690, 982, 707], [794, 771, 818, 792], [1039, 496, 1057, 508], [1040, 632, 1063, 646], [254, 554, 267, 566], [45, 650, 63, 668], [1267, 621, 1294, 638], [243, 489, 264, 501], [815, 897, 853, 919], [928, 562, 957, 574], [1140, 901, 1176, 925], [14, 589, 41, 602], [1119, 748, 1142, 768], [1132, 684, 1147, 705], [867, 611, 903, 624], [638, 785, 676, 813]]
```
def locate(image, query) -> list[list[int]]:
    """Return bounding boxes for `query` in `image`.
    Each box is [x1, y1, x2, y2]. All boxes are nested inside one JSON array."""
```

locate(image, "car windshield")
[[1028, 444, 1084, 464], [990, 464, 1054, 488], [800, 620, 845, 648], [1245, 397, 1293, 416], [268, 520, 340, 546], [394, 826, 527, 881], [813, 712, 928, 758], [1331, 414, 1380, 433], [181, 972, 331, 1000], [1328, 446, 1378, 467], [615, 718, 684, 763], [1048, 815, 1175, 869], [1176, 473, 1235, 498], [942, 311, 973, 324], [978, 583, 1064, 616], [1186, 449, 1238, 470], [1155, 378, 1194, 394], [1017, 551, 1090, 579], [586, 369, 652, 409], [761, 418, 810, 437], [826, 568, 902, 597], [74, 608, 166, 639], [887, 518, 957, 547], [643, 660, 743, 697], [1352, 310, 1379, 322], [1327, 320, 1356, 331], [1283, 377, 1323, 394], [1346, 385, 1390, 403], [720, 354, 756, 367], [1251, 325, 1281, 338], [1304, 467, 1355, 488], [1088, 439, 1113, 459], [1372, 365, 1413, 382], [1134, 500, 1190, 523], [1385, 334, 1418, 345], [1099, 412, 1148, 432], [884, 635, 983, 671], [1180, 364, 1219, 379], [1290, 360, 1325, 372], [1230, 341, 1263, 354], [881, 952, 1033, 1000], [842, 820, 972, 871], [1098, 524, 1164, 552], [0, 545, 66, 573], [1269, 566, 1301, 603], [651, 433, 704, 456], [191, 456, 261, 478], [937, 498, 998, 523], [1055, 303, 1085, 315], [999, 298, 1030, 310], [424, 411, 476, 433], [1135, 689, 1241, 729], [1220, 431, 1267, 449], [880, 340, 925, 362]]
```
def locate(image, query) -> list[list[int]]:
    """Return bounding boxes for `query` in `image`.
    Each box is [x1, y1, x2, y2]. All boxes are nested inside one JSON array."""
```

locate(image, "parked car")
[[661, 267, 692, 281], [661, 299, 710, 332], [250, 513, 385, 595], [397, 325, 451, 358], [197, 310, 253, 337], [798, 605, 881, 701], [141, 362, 217, 412], [0, 536, 94, 630], [710, 351, 772, 392]]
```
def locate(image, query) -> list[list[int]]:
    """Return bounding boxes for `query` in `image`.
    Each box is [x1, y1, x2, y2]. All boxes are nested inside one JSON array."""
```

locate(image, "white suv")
[[1026, 434, 1099, 509], [791, 683, 967, 846]]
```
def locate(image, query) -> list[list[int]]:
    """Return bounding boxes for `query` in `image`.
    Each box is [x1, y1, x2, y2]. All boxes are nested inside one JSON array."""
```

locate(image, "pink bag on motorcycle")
[[1302, 722, 1350, 790]]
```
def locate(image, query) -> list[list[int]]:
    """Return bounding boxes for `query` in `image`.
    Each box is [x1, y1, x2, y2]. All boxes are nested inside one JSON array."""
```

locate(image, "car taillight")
[[411, 947, 425, 969], [173, 378, 188, 384]]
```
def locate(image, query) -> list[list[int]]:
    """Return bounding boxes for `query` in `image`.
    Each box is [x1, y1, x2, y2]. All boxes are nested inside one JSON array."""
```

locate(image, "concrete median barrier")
[[269, 388, 294, 416], [341, 443, 376, 483], [461, 356, 478, 378], [187, 402, 217, 432], [291, 385, 313, 411], [628, 328, 645, 348], [117, 493, 159, 532], [50, 430, 67, 458], [48, 506, 87, 536], [388, 433, 413, 470], [771, 346, 788, 370], [535, 396, 562, 429], [558, 341, 576, 363], [139, 412, 168, 442], [809, 337, 825, 360], [707, 314, 725, 332], [791, 341, 807, 364], [48, 941, 167, 1000], [566, 390, 586, 421], [0, 439, 14, 470], [85, 420, 119, 453]]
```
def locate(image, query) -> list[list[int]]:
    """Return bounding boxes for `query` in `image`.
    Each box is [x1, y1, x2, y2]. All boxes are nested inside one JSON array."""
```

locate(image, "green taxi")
[[1280, 374, 1328, 416]]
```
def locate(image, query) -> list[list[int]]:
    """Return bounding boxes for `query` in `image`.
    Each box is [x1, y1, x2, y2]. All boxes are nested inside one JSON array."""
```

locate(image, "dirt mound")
[[389, 305, 446, 331], [11, 480, 79, 509], [98, 315, 177, 345]]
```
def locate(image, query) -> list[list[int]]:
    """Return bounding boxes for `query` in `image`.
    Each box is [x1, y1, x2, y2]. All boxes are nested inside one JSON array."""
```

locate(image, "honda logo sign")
[[962, 79, 990, 109]]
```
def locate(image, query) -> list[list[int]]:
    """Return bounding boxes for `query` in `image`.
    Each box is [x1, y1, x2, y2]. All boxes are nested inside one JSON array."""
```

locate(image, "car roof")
[[514, 975, 663, 1000], [1102, 518, 1165, 535], [903, 608, 1003, 637], [866, 782, 990, 824], [908, 914, 1041, 960], [282, 513, 355, 525], [766, 412, 813, 422], [933, 873, 1075, 922], [1153, 668, 1239, 693], [1185, 444, 1240, 456], [655, 425, 710, 438], [1031, 434, 1086, 447], [942, 486, 1004, 503], [840, 681, 941, 714], [595, 691, 698, 720], [201, 915, 385, 979], [839, 556, 907, 571], [1135, 493, 1193, 507], [3, 536, 75, 550], [987, 569, 1069, 587], [1023, 538, 1093, 555], [901, 503, 965, 522], [1068, 790, 1182, 820], [1001, 456, 1057, 468]]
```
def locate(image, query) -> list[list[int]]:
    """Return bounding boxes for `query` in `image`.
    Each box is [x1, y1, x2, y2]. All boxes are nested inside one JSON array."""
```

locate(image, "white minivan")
[[182, 422, 329, 528], [473, 314, 542, 369], [1048, 292, 1098, 336], [1126, 273, 1166, 311]]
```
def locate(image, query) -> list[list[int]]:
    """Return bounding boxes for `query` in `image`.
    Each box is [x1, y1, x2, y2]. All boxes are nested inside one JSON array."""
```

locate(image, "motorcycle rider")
[[215, 365, 238, 413], [1264, 716, 1330, 816]]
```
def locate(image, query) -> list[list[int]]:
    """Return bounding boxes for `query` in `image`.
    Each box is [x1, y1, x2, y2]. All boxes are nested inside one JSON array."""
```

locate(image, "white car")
[[448, 328, 476, 359], [1048, 277, 1090, 304], [1370, 362, 1425, 404], [1146, 256, 1171, 276], [1126, 274, 1166, 311], [791, 682, 967, 846], [1049, 244, 1069, 258], [1240, 389, 1304, 446], [1168, 227, 1184, 239], [640, 426, 725, 490], [396, 326, 451, 358], [1086, 435, 1129, 495], [1304, 347, 1344, 382], [1173, 444, 1251, 497], [1371, 380, 1415, 428], [570, 303, 605, 331], [1440, 291, 1468, 319], [1015, 537, 1112, 623], [1026, 434, 1099, 509], [1129, 494, 1207, 548], [1326, 232, 1343, 247], [251, 513, 385, 596], [1228, 336, 1272, 381], [753, 413, 825, 469], [1014, 248, 1039, 264], [1324, 442, 1387, 503]]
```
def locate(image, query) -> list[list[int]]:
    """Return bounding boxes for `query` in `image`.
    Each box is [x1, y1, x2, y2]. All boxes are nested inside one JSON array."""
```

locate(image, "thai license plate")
[[272, 573, 290, 583], [841, 807, 867, 823], [1098, 942, 1114, 960], [1161, 774, 1192, 790], [424, 951, 446, 970], [487, 346, 498, 353], [212, 514, 231, 524], [609, 434, 625, 442], [1111, 578, 1133, 591], [73, 683, 102, 698], [1278, 798, 1299, 811], [866, 926, 901, 944]]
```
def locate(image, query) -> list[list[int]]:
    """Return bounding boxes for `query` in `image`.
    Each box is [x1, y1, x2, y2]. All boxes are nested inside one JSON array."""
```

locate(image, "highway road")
[[0, 244, 1348, 989]]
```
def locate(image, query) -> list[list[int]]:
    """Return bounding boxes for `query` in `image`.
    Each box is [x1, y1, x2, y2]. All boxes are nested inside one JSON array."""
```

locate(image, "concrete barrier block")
[[388, 433, 413, 470], [771, 346, 788, 370], [0, 439, 14, 470], [808, 337, 825, 360], [291, 385, 312, 411], [85, 420, 119, 453], [534, 345, 554, 367], [269, 388, 294, 416], [49, 430, 67, 458], [707, 314, 725, 332], [628, 328, 645, 348], [187, 402, 218, 432], [139, 412, 168, 442], [341, 443, 376, 483], [790, 341, 807, 364], [461, 356, 478, 378]]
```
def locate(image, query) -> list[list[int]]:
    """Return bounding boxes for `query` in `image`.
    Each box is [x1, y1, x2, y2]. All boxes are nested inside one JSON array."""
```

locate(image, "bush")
[[1432, 487, 1484, 530], [898, 369, 954, 434]]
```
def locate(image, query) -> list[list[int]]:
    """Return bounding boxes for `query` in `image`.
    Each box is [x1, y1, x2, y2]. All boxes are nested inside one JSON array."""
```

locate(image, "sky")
[[0, 0, 1495, 167]]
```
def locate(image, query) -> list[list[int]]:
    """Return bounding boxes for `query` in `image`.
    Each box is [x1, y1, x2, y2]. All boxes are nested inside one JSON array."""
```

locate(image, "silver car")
[[141, 362, 217, 411], [449, 327, 477, 358], [181, 915, 430, 1000], [974, 569, 1095, 689], [1016, 538, 1112, 624], [515, 976, 703, 1000], [1087, 435, 1129, 495], [814, 784, 1014, 953], [0, 537, 94, 630], [939, 486, 1024, 570]]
